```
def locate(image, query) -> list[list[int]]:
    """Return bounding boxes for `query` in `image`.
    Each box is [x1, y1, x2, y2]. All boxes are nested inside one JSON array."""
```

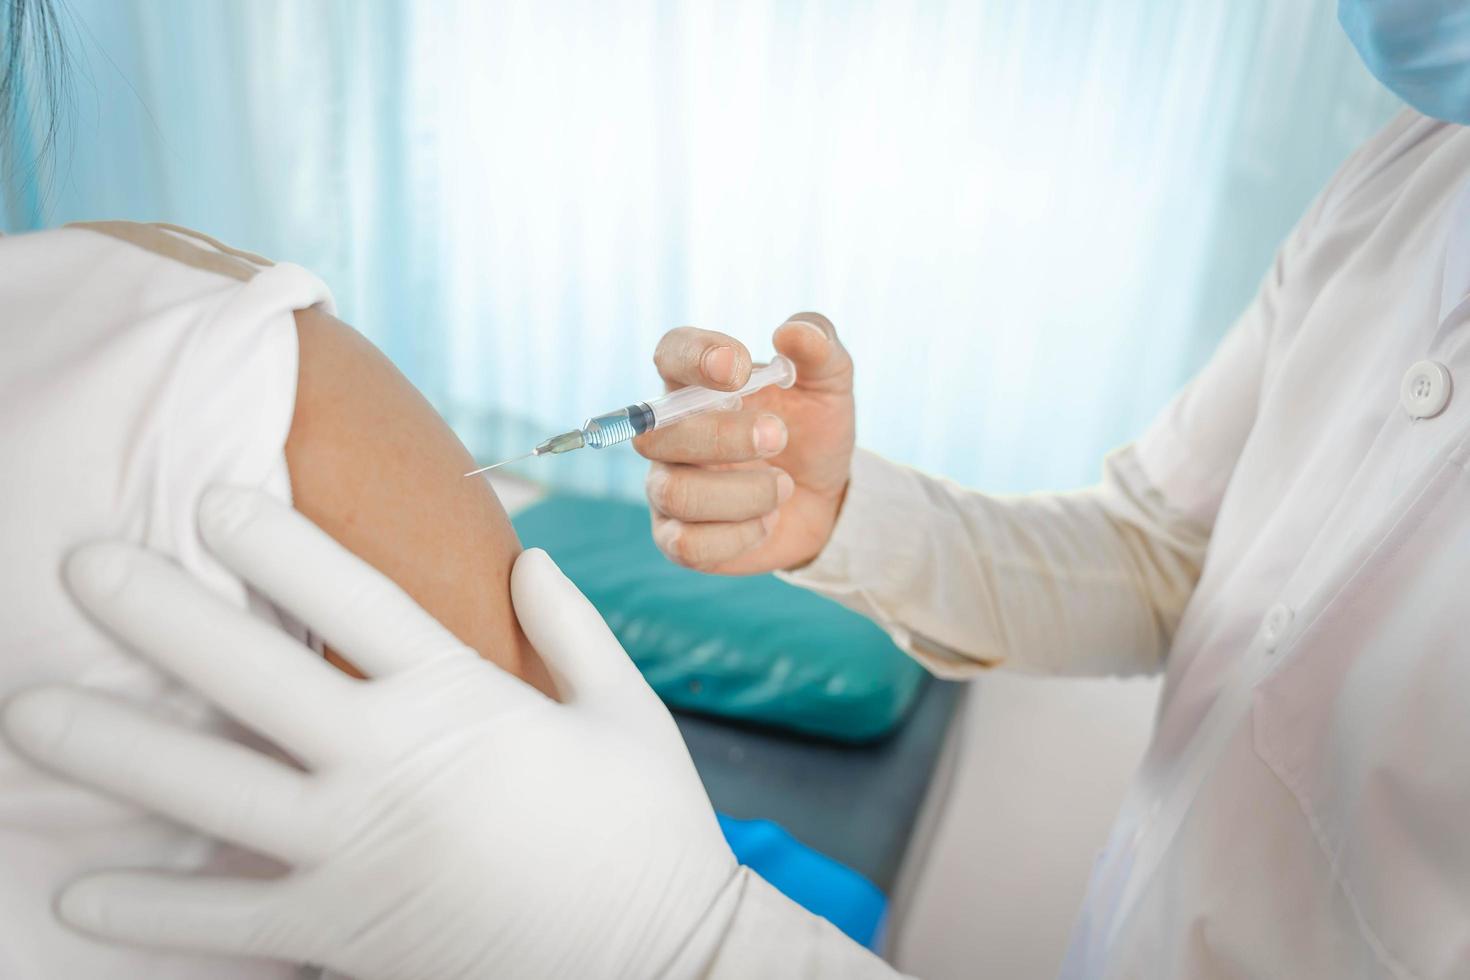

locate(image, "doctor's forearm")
[[780, 447, 1208, 677]]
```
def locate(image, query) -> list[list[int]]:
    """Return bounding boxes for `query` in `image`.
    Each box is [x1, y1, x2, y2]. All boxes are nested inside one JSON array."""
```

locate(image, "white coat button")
[[1261, 603, 1294, 652], [1400, 360, 1452, 419]]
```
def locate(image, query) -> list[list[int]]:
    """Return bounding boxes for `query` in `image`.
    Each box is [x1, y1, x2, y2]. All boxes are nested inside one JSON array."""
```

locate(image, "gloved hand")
[[1, 486, 738, 979], [635, 313, 856, 575]]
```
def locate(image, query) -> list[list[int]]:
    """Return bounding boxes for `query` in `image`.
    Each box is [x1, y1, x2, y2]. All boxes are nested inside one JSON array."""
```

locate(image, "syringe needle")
[[464, 452, 535, 478]]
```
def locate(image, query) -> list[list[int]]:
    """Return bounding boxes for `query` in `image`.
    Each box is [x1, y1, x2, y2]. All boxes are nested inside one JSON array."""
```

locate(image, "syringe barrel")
[[579, 409, 642, 449], [646, 354, 797, 430], [578, 354, 797, 449]]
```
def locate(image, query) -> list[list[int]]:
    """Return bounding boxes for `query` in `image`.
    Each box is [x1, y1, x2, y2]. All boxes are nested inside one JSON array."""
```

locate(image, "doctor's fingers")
[[647, 463, 794, 523], [634, 408, 788, 465], [652, 511, 775, 570], [2, 687, 325, 865], [198, 486, 474, 678], [654, 326, 753, 392], [63, 542, 357, 766], [59, 872, 313, 965]]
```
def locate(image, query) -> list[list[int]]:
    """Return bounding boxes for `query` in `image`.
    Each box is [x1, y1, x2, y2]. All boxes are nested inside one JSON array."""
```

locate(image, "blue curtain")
[[4, 0, 1400, 497]]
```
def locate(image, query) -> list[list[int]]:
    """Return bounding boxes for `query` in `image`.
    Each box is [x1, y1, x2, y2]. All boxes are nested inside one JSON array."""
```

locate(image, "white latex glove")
[[1, 486, 740, 979]]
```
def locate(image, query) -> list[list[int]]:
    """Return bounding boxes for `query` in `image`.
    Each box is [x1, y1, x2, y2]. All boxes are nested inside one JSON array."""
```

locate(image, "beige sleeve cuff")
[[777, 449, 999, 678], [778, 449, 921, 597]]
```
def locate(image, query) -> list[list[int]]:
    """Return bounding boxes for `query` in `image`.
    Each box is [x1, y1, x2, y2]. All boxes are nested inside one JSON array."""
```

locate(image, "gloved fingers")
[[510, 548, 643, 704], [3, 686, 321, 864], [632, 408, 788, 465], [651, 511, 775, 571], [58, 871, 307, 963], [64, 542, 356, 765], [199, 486, 469, 677], [645, 463, 794, 523]]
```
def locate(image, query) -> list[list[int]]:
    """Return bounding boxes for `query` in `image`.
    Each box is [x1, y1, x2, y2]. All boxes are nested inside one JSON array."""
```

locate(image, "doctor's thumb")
[[772, 312, 853, 391]]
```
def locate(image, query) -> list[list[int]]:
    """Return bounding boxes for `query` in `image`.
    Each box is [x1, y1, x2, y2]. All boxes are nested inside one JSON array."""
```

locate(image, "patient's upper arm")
[[285, 308, 552, 694]]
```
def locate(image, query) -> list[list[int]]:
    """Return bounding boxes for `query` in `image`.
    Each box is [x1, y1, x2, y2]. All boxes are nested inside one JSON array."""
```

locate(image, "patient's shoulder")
[[287, 308, 551, 692]]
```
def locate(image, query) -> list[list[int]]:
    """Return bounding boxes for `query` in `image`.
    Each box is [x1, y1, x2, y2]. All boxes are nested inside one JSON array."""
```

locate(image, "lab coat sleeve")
[[776, 443, 1211, 677], [661, 868, 912, 980]]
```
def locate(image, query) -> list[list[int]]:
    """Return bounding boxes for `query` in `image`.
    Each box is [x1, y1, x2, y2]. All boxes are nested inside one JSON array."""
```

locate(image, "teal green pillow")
[[512, 493, 926, 743]]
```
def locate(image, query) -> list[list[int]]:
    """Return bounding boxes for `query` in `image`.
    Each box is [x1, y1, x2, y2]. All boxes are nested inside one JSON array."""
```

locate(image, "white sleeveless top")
[[0, 223, 330, 978]]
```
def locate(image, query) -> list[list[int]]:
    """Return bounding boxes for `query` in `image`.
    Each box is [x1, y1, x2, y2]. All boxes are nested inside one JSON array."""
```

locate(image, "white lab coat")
[[687, 110, 1470, 978]]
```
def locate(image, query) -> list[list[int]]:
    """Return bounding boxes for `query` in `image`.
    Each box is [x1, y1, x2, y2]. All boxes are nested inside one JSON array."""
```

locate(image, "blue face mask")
[[1339, 0, 1470, 124]]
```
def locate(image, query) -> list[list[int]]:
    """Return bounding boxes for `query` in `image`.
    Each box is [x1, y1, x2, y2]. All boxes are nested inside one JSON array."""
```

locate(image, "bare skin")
[[635, 312, 856, 575], [285, 308, 553, 695]]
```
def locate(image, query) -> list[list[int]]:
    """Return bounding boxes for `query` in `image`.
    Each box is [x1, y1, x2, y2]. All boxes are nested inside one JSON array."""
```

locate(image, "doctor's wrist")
[[781, 476, 850, 573]]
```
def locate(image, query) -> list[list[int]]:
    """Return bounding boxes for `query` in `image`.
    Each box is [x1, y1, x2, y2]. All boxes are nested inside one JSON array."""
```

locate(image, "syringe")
[[465, 354, 797, 477]]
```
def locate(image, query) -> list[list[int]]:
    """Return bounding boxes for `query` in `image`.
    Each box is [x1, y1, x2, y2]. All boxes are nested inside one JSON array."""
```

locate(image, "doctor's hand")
[[638, 312, 855, 575], [1, 488, 737, 980]]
